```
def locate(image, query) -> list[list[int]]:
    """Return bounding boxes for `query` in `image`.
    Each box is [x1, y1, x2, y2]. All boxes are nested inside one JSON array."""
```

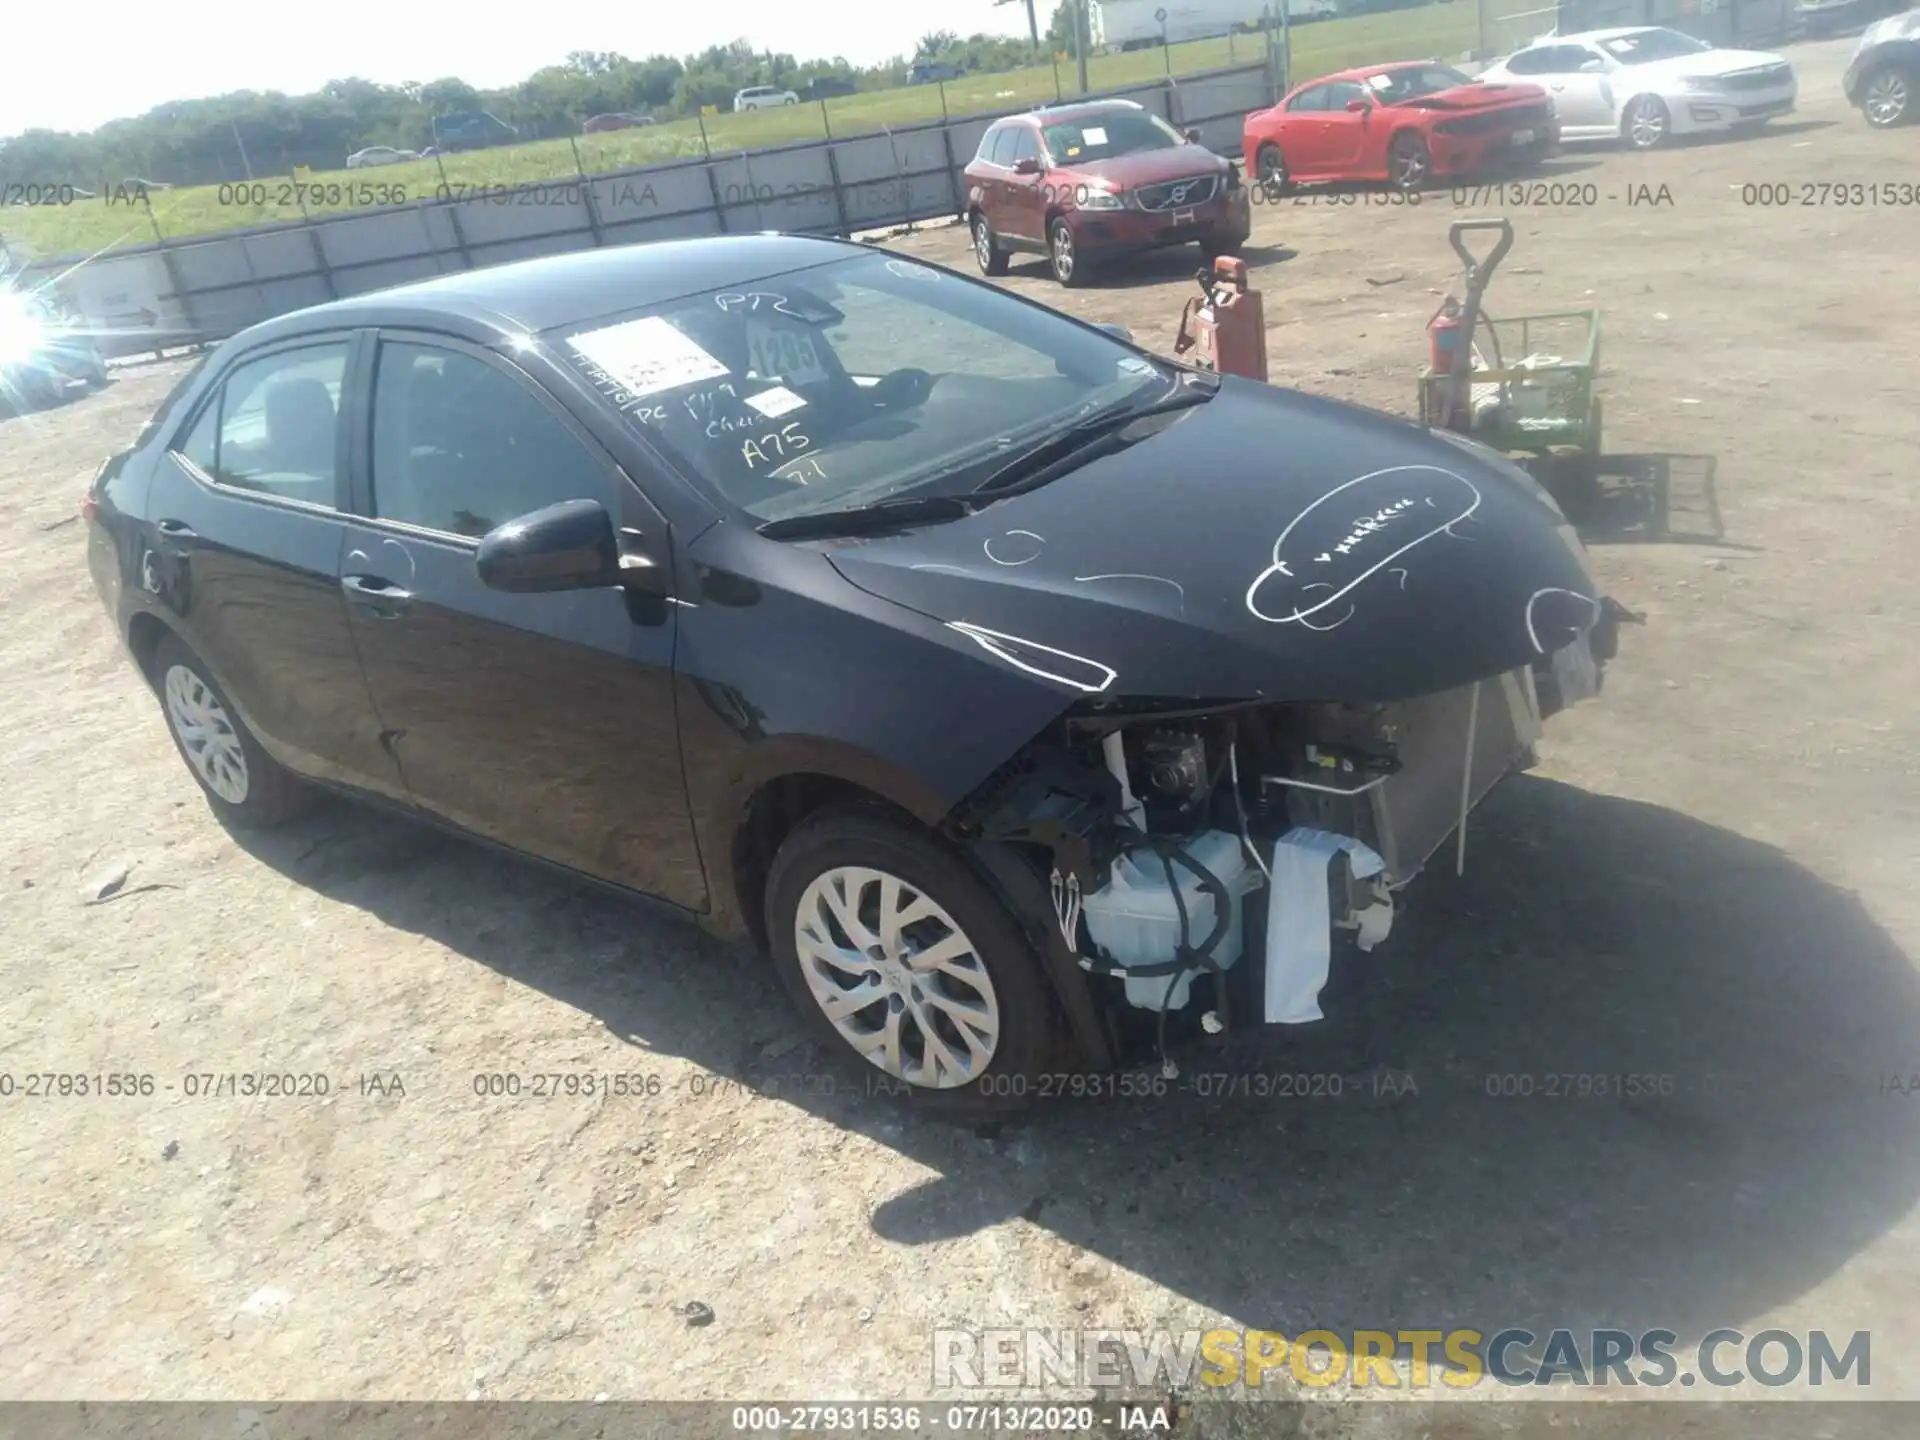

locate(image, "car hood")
[[823, 378, 1604, 704], [1626, 48, 1789, 79], [1392, 81, 1549, 109], [1061, 145, 1228, 187]]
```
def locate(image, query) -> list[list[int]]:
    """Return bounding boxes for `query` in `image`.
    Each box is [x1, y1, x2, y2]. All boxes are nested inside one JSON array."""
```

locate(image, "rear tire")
[[1255, 141, 1290, 197], [151, 634, 316, 829], [971, 211, 1009, 276], [764, 808, 1063, 1117]]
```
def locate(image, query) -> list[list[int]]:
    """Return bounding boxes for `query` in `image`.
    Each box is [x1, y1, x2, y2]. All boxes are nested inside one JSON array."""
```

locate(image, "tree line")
[[0, 13, 1083, 189]]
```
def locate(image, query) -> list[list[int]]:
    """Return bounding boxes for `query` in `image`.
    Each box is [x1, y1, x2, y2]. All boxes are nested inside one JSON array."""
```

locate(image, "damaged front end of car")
[[942, 600, 1631, 1068]]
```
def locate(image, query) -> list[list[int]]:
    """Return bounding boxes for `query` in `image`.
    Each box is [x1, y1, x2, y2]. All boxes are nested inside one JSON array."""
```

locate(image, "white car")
[[346, 146, 422, 169], [734, 86, 800, 111], [1477, 27, 1795, 150]]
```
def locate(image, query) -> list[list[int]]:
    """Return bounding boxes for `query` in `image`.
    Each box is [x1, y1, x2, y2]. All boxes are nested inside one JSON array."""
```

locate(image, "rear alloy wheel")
[[971, 211, 1009, 276], [765, 808, 1061, 1115], [1256, 141, 1289, 197], [1862, 66, 1912, 128], [1048, 217, 1091, 287], [1622, 94, 1671, 150], [152, 634, 316, 828], [1388, 131, 1430, 192]]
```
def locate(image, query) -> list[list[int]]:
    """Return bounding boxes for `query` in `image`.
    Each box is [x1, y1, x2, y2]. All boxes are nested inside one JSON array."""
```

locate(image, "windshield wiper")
[[755, 492, 974, 541], [970, 377, 1218, 500]]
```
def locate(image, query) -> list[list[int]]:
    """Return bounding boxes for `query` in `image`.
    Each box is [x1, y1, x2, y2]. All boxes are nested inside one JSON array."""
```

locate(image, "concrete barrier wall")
[[17, 62, 1276, 359]]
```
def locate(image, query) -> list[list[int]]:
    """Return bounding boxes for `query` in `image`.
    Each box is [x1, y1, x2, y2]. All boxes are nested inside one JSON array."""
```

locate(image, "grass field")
[[0, 3, 1546, 261]]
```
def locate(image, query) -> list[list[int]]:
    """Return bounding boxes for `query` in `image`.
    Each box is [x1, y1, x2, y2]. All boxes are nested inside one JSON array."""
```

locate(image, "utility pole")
[[1076, 0, 1092, 94], [994, 0, 1042, 61], [231, 120, 254, 181]]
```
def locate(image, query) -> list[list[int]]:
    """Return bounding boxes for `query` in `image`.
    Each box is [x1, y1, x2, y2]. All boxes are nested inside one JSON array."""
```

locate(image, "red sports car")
[[1242, 60, 1559, 194]]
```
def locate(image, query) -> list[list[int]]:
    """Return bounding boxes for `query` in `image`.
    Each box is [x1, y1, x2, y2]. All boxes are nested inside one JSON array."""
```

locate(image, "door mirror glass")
[[1182, 126, 1202, 143], [476, 498, 620, 593], [1012, 156, 1042, 175]]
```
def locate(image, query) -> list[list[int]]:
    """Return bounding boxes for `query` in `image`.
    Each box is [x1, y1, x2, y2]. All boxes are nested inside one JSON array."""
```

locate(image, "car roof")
[[1026, 99, 1146, 122], [1548, 27, 1667, 42], [1306, 58, 1445, 83], [232, 234, 867, 348]]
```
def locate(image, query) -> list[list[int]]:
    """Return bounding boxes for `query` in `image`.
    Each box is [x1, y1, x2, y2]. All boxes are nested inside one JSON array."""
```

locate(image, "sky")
[[2, 0, 1038, 138]]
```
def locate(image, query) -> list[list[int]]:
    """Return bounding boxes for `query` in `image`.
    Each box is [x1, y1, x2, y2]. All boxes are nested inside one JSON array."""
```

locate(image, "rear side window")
[[1007, 128, 1041, 166], [987, 127, 1018, 166], [172, 342, 349, 509], [1288, 85, 1330, 112]]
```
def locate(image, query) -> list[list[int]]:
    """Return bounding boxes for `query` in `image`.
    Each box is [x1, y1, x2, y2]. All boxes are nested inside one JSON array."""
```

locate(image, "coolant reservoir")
[[1080, 830, 1262, 1012]]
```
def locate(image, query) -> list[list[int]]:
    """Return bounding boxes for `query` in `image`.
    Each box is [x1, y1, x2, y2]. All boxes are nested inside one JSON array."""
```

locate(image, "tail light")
[[80, 491, 100, 523]]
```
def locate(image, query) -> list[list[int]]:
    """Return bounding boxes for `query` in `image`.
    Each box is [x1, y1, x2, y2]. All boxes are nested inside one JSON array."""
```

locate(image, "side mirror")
[[1345, 97, 1372, 113], [1094, 322, 1135, 343], [1183, 126, 1202, 143], [1579, 57, 1606, 72], [1012, 156, 1043, 175], [476, 498, 624, 593]]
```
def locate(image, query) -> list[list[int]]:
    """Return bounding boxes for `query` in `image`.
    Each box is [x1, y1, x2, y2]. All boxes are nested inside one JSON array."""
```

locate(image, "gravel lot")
[[2, 34, 1916, 1423]]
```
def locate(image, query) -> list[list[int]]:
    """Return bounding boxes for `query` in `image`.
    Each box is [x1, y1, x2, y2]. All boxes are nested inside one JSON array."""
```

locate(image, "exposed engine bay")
[[946, 614, 1625, 1064]]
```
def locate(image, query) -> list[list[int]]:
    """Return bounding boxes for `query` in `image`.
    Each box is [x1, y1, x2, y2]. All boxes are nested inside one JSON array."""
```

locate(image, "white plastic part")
[[1081, 830, 1259, 1012], [1264, 829, 1387, 1025], [1103, 731, 1147, 830]]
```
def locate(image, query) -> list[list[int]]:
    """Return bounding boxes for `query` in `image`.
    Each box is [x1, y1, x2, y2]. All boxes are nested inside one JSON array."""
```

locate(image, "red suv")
[[964, 100, 1252, 287]]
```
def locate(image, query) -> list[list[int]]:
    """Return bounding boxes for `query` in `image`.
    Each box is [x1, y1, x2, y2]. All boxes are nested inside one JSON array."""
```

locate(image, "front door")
[[1003, 126, 1049, 245], [339, 333, 706, 910]]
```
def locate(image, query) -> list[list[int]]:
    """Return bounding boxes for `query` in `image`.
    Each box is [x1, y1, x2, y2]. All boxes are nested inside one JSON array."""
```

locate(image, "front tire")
[[1622, 94, 1671, 150], [151, 634, 316, 829], [971, 211, 1009, 276], [764, 808, 1062, 1116], [1048, 217, 1092, 287], [1387, 131, 1430, 192], [1861, 65, 1912, 128]]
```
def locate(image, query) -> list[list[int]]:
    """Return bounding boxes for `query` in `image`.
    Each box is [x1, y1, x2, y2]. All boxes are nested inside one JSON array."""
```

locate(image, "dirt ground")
[[2, 33, 1916, 1420]]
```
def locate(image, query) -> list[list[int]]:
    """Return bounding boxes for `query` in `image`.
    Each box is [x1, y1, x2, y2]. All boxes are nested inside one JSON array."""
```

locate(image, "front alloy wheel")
[[764, 808, 1062, 1113], [794, 866, 1001, 1088], [1049, 218, 1089, 287], [1388, 132, 1430, 192], [1623, 95, 1670, 150], [1862, 67, 1911, 128]]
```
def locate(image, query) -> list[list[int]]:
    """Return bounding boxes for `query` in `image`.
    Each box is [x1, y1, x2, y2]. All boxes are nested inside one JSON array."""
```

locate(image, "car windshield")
[[1598, 28, 1715, 63], [555, 251, 1170, 524], [1041, 110, 1185, 162], [1366, 64, 1475, 102]]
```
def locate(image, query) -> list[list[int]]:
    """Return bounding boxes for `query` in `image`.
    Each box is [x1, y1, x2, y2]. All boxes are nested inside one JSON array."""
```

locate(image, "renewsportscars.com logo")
[[932, 1327, 1872, 1392]]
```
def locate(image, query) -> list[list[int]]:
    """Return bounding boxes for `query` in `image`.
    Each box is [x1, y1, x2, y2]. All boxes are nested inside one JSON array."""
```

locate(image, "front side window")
[[558, 251, 1171, 524], [1040, 109, 1183, 161], [1368, 65, 1474, 102], [177, 342, 349, 506], [370, 342, 611, 539]]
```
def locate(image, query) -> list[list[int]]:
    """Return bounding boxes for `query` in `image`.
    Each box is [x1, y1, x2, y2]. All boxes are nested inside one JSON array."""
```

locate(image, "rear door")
[[338, 331, 705, 909], [1279, 84, 1333, 174], [148, 334, 401, 795]]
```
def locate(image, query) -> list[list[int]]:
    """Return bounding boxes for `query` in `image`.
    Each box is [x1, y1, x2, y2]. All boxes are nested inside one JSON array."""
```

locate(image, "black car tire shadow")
[[227, 772, 1920, 1349]]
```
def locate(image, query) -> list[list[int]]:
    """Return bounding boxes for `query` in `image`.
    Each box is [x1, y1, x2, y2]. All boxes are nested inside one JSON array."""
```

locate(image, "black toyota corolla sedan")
[[86, 234, 1626, 1112]]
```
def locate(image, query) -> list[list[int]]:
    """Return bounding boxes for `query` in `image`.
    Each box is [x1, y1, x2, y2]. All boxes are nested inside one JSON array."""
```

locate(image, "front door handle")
[[341, 573, 413, 618]]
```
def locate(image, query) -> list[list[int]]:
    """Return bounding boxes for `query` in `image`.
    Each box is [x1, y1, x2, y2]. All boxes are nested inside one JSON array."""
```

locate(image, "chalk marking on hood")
[[1524, 586, 1601, 656], [984, 530, 1046, 566], [1246, 465, 1482, 626], [946, 622, 1116, 694], [1073, 572, 1186, 597]]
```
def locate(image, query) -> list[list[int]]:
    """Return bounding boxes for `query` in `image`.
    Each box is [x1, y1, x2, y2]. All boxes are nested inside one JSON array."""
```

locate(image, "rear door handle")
[[155, 518, 197, 540], [341, 573, 414, 617]]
